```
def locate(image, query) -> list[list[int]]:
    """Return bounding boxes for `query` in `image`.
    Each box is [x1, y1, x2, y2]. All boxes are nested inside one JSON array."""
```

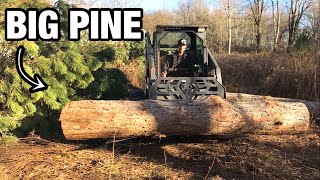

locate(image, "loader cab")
[[158, 32, 204, 77], [156, 26, 208, 78], [144, 25, 226, 100]]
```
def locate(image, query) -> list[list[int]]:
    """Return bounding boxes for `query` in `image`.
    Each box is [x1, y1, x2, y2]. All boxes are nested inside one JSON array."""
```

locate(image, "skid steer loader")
[[142, 25, 226, 100]]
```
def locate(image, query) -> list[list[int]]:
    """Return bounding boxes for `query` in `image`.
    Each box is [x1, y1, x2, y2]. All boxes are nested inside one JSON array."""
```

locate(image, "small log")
[[60, 93, 319, 140]]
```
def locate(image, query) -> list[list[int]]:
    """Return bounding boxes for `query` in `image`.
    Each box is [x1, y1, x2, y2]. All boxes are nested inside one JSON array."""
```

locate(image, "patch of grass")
[[0, 134, 19, 145], [216, 52, 319, 101]]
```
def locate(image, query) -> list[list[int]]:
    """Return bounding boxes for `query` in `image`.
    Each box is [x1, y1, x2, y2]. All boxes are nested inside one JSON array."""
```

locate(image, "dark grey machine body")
[[143, 25, 226, 100]]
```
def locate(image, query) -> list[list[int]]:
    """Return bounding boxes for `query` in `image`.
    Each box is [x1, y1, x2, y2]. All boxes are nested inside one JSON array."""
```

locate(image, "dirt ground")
[[0, 132, 319, 180]]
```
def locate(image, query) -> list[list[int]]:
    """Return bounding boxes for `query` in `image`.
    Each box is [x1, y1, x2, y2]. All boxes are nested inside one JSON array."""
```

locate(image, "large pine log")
[[60, 93, 319, 140]]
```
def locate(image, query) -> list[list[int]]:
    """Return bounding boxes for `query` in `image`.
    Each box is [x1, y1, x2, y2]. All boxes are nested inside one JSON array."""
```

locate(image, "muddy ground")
[[0, 132, 319, 180]]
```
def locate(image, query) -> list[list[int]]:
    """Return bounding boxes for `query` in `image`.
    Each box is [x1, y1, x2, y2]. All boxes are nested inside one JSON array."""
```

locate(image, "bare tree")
[[143, 10, 175, 32], [249, 0, 265, 53], [101, 0, 142, 8], [210, 9, 226, 52], [193, 0, 211, 24], [60, 0, 98, 8], [176, 0, 193, 24], [317, 1, 320, 48], [316, 1, 320, 101], [316, 0, 320, 101], [221, 0, 233, 54], [176, 0, 210, 25], [287, 0, 311, 52], [271, 0, 281, 52], [312, 0, 320, 47]]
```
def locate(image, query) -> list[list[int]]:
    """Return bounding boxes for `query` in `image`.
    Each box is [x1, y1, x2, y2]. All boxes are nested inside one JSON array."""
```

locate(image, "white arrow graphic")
[[16, 46, 48, 93]]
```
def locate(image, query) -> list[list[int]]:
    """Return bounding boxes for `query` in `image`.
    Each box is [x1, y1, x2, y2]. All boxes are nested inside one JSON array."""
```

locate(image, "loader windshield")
[[159, 32, 190, 55], [159, 32, 204, 77]]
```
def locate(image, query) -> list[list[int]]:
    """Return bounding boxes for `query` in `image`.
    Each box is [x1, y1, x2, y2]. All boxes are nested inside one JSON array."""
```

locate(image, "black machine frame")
[[144, 25, 226, 100]]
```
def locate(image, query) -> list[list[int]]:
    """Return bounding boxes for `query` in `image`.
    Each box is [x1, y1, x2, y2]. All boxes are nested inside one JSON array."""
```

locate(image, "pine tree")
[[0, 0, 145, 137], [0, 0, 102, 136]]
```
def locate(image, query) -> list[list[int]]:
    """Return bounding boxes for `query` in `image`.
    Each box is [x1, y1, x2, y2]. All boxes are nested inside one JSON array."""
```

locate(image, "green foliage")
[[114, 42, 130, 64], [294, 30, 314, 52], [54, 0, 74, 37], [77, 68, 130, 100], [0, 134, 19, 145], [93, 44, 116, 62], [0, 0, 103, 136], [0, 116, 21, 133], [129, 41, 145, 59], [0, 0, 145, 137]]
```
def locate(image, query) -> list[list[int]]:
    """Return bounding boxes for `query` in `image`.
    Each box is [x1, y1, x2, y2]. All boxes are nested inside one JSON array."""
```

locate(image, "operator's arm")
[[161, 60, 168, 78]]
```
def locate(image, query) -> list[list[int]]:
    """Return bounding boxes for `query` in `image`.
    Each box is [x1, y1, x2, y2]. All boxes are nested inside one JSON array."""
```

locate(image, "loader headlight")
[[198, 27, 206, 33]]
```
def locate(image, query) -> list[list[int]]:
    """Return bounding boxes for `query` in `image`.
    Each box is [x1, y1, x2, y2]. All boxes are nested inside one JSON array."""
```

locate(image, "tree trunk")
[[256, 32, 261, 53], [228, 16, 232, 55], [225, 0, 232, 55], [272, 0, 280, 52], [287, 27, 295, 53], [287, 0, 311, 53], [60, 93, 319, 140]]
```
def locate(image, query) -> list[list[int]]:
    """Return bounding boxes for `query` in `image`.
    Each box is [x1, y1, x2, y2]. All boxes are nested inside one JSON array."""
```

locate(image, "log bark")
[[60, 93, 320, 140]]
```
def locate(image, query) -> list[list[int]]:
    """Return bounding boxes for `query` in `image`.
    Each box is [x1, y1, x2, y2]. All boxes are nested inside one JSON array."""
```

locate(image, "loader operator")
[[161, 39, 196, 77]]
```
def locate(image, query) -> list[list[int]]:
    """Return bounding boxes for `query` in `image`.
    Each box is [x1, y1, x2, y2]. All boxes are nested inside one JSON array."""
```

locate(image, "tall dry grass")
[[118, 59, 145, 88], [216, 52, 319, 102]]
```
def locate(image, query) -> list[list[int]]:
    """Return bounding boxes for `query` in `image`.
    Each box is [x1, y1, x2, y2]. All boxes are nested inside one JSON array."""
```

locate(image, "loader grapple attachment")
[[152, 77, 225, 100]]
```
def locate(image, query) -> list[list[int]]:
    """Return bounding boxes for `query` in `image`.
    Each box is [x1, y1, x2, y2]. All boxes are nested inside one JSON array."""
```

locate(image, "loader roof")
[[156, 25, 208, 33]]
